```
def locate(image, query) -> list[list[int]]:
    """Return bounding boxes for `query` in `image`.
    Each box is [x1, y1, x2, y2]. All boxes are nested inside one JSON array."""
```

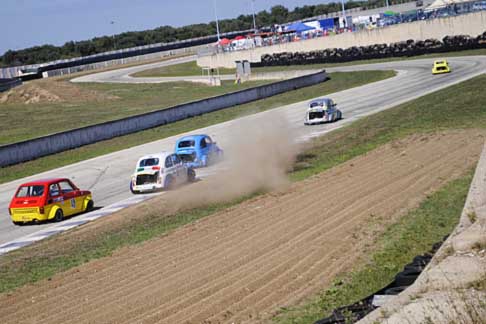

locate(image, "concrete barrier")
[[0, 70, 327, 167], [0, 78, 22, 92], [198, 11, 486, 68]]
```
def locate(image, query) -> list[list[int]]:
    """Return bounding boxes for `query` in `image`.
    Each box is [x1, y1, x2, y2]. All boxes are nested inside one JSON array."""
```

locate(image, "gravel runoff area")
[[358, 140, 486, 324], [0, 130, 483, 324]]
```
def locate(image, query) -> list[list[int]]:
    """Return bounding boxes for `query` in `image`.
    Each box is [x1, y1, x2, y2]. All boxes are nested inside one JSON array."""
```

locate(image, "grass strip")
[[131, 60, 235, 77], [0, 70, 394, 184], [273, 172, 472, 324], [0, 80, 270, 144]]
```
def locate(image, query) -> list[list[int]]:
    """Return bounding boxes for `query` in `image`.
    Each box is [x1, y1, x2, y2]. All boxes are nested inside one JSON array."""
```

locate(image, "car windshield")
[[16, 185, 44, 198], [139, 158, 159, 167], [310, 101, 329, 109], [178, 140, 195, 148]]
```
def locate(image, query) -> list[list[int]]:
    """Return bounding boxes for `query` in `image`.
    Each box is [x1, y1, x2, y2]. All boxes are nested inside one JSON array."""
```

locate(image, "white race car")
[[304, 98, 342, 125], [130, 152, 196, 194]]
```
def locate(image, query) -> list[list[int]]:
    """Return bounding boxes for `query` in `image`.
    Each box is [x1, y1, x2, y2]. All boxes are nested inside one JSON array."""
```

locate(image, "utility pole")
[[213, 0, 221, 41], [251, 0, 257, 33], [110, 21, 116, 50]]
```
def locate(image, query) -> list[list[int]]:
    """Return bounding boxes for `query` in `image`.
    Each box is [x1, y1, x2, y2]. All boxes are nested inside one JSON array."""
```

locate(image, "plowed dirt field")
[[1, 130, 484, 324]]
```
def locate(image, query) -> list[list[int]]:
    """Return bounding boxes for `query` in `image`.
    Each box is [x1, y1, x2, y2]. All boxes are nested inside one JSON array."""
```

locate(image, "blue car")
[[175, 134, 223, 168]]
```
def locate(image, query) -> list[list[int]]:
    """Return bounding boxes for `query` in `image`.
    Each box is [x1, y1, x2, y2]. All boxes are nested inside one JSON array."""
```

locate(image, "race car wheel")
[[187, 168, 196, 182], [12, 221, 24, 226], [201, 156, 208, 167], [129, 182, 139, 195], [164, 175, 174, 190], [86, 200, 94, 212], [54, 209, 64, 222]]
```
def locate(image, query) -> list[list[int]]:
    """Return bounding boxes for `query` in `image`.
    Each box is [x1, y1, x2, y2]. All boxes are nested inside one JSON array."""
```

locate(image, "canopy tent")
[[234, 35, 246, 40], [284, 22, 316, 33], [424, 0, 472, 11], [219, 38, 231, 45]]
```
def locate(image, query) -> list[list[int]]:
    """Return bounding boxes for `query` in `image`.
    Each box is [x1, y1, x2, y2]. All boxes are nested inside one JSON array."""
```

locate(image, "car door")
[[48, 183, 65, 214], [164, 155, 176, 181], [199, 137, 209, 161], [58, 180, 81, 214], [205, 136, 215, 156], [171, 154, 185, 182]]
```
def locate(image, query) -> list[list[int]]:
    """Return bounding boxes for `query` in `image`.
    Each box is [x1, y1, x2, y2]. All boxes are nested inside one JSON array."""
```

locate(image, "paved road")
[[1, 56, 485, 246]]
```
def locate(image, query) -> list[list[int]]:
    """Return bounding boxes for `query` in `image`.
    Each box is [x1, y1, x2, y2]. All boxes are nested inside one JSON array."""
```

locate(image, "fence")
[[0, 70, 327, 167], [0, 78, 22, 92]]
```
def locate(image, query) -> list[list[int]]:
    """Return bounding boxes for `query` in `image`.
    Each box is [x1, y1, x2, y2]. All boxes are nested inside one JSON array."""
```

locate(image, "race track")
[[1, 56, 485, 247]]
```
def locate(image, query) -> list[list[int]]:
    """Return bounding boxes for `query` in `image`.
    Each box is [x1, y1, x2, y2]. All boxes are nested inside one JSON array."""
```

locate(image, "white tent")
[[424, 0, 474, 11]]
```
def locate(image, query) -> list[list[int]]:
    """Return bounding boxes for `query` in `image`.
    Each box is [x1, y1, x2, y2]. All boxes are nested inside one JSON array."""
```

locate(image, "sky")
[[0, 0, 332, 55]]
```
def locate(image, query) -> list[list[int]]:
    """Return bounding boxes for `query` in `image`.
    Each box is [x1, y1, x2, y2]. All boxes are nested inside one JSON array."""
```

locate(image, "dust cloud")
[[169, 114, 300, 210]]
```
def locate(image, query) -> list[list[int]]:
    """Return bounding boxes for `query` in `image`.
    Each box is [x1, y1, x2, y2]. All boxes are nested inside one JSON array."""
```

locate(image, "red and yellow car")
[[8, 178, 93, 225]]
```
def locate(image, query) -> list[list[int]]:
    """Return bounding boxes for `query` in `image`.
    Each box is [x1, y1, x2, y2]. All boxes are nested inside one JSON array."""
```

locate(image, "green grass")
[[253, 48, 486, 73], [273, 173, 472, 324], [0, 71, 484, 295], [131, 60, 235, 77], [0, 80, 268, 144], [0, 70, 394, 185]]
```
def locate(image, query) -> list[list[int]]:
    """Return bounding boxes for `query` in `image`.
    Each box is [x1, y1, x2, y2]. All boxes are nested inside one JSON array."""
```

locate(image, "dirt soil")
[[0, 79, 118, 104], [0, 130, 484, 324]]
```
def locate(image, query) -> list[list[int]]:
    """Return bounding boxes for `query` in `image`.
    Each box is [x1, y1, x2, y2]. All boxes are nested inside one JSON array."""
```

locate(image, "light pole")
[[251, 0, 257, 33], [110, 21, 116, 50], [213, 0, 221, 42], [386, 0, 390, 8], [340, 0, 347, 28]]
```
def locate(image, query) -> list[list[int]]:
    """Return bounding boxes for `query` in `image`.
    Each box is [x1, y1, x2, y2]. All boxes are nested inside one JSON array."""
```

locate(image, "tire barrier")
[[0, 70, 327, 167], [314, 236, 448, 324], [256, 32, 486, 67], [0, 78, 22, 92]]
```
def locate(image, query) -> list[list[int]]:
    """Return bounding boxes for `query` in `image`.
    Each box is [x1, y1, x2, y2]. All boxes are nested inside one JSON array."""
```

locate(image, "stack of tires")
[[257, 31, 486, 67], [314, 237, 447, 324]]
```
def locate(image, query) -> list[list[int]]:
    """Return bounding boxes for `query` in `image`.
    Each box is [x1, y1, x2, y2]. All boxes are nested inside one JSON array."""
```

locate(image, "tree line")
[[0, 0, 410, 67]]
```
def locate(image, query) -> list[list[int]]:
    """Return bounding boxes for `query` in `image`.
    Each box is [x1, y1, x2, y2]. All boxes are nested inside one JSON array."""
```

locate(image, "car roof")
[[19, 178, 69, 186], [137, 152, 172, 161], [176, 134, 209, 142], [309, 98, 333, 105]]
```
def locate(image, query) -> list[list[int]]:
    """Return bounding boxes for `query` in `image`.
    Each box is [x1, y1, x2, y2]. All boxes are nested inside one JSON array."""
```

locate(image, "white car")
[[304, 98, 342, 125], [130, 152, 195, 194]]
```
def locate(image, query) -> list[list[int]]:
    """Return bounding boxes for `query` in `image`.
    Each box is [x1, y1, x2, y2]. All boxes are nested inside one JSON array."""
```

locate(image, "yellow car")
[[9, 178, 94, 225], [432, 60, 451, 74]]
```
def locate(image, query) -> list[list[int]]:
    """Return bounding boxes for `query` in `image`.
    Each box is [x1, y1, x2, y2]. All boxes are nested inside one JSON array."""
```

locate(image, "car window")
[[205, 136, 213, 145], [49, 184, 60, 197], [165, 156, 173, 168], [58, 181, 74, 194], [16, 185, 44, 198], [140, 158, 159, 167], [172, 154, 181, 165], [200, 138, 207, 148], [178, 140, 195, 148]]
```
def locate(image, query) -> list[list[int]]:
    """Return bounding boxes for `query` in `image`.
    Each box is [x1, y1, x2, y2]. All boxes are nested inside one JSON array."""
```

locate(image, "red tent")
[[219, 38, 231, 45], [234, 35, 246, 40]]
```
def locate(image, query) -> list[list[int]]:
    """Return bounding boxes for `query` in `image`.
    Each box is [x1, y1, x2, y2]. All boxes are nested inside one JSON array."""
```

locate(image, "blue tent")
[[284, 22, 315, 33]]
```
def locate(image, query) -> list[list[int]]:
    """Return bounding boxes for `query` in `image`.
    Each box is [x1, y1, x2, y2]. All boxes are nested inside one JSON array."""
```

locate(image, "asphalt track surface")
[[1, 56, 485, 247]]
